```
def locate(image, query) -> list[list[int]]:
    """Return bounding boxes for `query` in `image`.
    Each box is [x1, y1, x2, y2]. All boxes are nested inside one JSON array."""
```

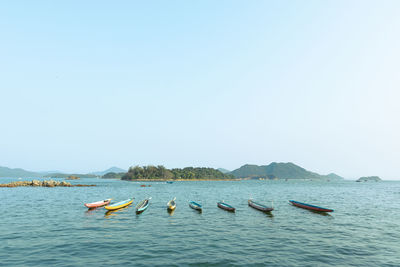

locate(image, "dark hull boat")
[[248, 199, 273, 212], [189, 201, 202, 212], [136, 197, 151, 214], [289, 200, 333, 212], [217, 202, 235, 212]]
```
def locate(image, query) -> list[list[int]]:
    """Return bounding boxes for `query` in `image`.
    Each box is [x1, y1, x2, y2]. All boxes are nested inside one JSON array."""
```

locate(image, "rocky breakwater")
[[0, 180, 96, 187]]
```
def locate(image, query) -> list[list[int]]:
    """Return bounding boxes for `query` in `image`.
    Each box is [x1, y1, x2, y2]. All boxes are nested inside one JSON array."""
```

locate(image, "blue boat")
[[166, 181, 174, 184], [217, 201, 235, 212], [189, 201, 202, 212], [289, 200, 333, 212], [136, 197, 151, 214]]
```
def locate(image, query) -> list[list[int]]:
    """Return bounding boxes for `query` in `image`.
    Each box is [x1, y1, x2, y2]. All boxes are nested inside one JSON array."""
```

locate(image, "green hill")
[[122, 165, 234, 180], [230, 162, 343, 180]]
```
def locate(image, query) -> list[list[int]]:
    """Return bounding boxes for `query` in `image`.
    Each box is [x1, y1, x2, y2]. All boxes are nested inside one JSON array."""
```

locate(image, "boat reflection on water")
[[264, 212, 274, 218], [104, 206, 130, 218], [308, 209, 332, 216], [167, 209, 175, 216], [85, 208, 98, 216]]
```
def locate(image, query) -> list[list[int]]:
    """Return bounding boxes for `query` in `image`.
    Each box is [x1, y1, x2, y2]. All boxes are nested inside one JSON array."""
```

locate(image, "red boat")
[[289, 200, 333, 212], [84, 198, 112, 209]]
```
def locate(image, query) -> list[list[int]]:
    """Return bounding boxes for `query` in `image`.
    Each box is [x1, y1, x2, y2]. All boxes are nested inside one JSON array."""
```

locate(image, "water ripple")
[[1, 179, 400, 266]]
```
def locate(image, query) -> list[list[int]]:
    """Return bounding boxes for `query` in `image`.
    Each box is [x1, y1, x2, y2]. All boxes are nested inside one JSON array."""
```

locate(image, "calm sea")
[[1, 178, 399, 266]]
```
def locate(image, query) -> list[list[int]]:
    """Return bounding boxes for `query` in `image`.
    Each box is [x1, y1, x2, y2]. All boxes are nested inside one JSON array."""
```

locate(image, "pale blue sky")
[[1, 1, 399, 179]]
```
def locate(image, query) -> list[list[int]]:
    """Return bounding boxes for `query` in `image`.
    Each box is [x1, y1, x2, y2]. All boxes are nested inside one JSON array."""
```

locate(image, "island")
[[120, 165, 235, 181], [103, 162, 346, 181], [356, 176, 381, 182], [229, 162, 344, 181]]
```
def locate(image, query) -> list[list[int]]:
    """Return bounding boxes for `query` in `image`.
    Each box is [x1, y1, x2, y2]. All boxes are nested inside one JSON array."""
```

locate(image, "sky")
[[1, 1, 399, 179]]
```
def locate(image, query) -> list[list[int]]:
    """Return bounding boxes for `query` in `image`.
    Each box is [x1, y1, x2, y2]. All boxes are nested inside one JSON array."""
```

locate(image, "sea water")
[[1, 178, 399, 266]]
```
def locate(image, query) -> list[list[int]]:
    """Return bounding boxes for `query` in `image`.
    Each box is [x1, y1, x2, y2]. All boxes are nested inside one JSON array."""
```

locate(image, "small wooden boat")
[[136, 197, 151, 214], [289, 200, 334, 212], [104, 198, 134, 211], [248, 199, 273, 212], [84, 198, 112, 209], [167, 197, 176, 211], [166, 181, 174, 184], [217, 201, 235, 212], [189, 201, 202, 212]]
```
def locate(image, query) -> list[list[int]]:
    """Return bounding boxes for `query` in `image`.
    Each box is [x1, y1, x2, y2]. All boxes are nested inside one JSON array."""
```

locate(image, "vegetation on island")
[[102, 172, 125, 179], [121, 165, 234, 180], [356, 176, 381, 182]]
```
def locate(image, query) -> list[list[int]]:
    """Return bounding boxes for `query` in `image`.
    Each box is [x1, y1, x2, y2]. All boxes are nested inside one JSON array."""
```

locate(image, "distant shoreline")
[[123, 178, 241, 182]]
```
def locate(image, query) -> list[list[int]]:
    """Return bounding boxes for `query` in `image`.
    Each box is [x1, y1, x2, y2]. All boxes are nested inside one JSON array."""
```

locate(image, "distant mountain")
[[230, 162, 343, 180], [0, 165, 127, 178], [0, 166, 41, 178], [89, 167, 126, 176], [217, 168, 231, 174], [324, 173, 344, 180], [44, 173, 97, 178]]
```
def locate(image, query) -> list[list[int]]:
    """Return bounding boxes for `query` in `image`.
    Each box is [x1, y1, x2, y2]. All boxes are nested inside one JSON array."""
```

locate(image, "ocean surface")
[[1, 178, 399, 266]]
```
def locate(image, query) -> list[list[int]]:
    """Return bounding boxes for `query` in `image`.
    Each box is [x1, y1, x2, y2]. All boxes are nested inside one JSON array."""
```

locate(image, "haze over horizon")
[[1, 1, 399, 180]]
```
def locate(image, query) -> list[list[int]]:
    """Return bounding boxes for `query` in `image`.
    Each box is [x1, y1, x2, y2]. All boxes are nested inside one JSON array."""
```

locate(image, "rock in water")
[[0, 180, 95, 187]]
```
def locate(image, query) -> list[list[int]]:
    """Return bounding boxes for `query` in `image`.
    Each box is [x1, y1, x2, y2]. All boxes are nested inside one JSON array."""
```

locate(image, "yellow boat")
[[167, 197, 176, 212], [105, 198, 134, 211]]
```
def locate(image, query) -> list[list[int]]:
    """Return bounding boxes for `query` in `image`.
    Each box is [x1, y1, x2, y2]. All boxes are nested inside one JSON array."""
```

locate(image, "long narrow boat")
[[167, 197, 176, 211], [84, 198, 112, 209], [217, 201, 235, 212], [189, 201, 202, 212], [289, 200, 334, 212], [136, 197, 151, 214], [248, 199, 273, 212], [105, 198, 134, 211]]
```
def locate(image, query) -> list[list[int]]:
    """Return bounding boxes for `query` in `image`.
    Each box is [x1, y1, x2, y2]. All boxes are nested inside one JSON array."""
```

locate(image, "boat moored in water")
[[167, 197, 176, 211], [289, 200, 334, 212], [84, 198, 112, 209], [136, 197, 151, 214], [105, 198, 134, 211], [248, 199, 273, 212], [217, 201, 235, 212], [189, 201, 202, 212]]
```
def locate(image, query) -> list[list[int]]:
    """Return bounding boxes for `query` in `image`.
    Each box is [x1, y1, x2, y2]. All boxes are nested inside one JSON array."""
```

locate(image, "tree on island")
[[121, 165, 234, 180]]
